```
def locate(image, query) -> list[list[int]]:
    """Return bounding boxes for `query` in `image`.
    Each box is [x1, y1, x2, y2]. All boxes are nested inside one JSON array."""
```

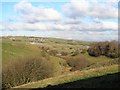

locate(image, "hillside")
[[2, 36, 119, 88]]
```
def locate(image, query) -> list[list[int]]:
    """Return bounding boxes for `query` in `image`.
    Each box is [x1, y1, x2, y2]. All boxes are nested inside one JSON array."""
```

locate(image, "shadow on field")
[[43, 72, 120, 88]]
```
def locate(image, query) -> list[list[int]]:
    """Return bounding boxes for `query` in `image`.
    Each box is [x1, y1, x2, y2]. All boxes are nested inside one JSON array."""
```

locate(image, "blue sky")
[[1, 2, 65, 21], [0, 0, 119, 41]]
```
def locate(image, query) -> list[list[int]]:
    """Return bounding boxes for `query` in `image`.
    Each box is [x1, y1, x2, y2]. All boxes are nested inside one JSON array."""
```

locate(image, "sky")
[[0, 0, 119, 41]]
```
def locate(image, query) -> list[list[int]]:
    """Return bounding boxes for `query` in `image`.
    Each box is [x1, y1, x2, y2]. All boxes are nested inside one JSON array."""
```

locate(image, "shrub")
[[49, 49, 58, 56], [60, 51, 68, 56], [41, 50, 47, 57], [2, 56, 54, 88], [66, 57, 91, 71], [40, 46, 49, 52], [87, 40, 119, 58], [81, 49, 86, 54], [105, 41, 119, 58], [87, 45, 101, 57], [59, 59, 68, 67], [71, 50, 79, 56]]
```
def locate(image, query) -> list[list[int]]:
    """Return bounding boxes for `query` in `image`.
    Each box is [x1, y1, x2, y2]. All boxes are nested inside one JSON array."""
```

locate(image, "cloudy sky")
[[0, 0, 119, 41]]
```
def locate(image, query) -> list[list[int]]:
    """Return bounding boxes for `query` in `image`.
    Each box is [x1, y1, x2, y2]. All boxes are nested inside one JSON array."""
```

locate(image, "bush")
[[49, 49, 58, 56], [81, 49, 86, 54], [41, 50, 48, 57], [87, 40, 119, 58], [40, 46, 49, 52], [2, 56, 54, 88], [60, 51, 68, 56], [87, 45, 101, 57], [71, 50, 79, 56], [66, 57, 91, 71], [105, 41, 119, 58]]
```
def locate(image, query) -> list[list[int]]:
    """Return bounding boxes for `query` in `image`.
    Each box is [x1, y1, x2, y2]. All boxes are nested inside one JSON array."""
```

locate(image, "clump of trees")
[[87, 40, 119, 58], [2, 56, 54, 88]]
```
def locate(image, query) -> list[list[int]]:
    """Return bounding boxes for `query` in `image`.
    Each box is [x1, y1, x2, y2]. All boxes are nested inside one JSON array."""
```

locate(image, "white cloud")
[[63, 0, 118, 19], [5, 20, 117, 31], [14, 0, 62, 23], [0, 22, 5, 30], [0, 24, 3, 30], [62, 18, 81, 24], [82, 21, 118, 30], [4, 0, 118, 31], [105, 0, 118, 6], [63, 0, 89, 17], [2, 29, 118, 42], [6, 23, 50, 30], [102, 21, 118, 30], [2, 0, 118, 42], [5, 22, 70, 30]]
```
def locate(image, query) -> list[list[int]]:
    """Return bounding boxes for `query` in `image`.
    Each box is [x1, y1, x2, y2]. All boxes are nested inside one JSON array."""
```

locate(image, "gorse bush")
[[87, 40, 119, 58], [2, 56, 54, 88]]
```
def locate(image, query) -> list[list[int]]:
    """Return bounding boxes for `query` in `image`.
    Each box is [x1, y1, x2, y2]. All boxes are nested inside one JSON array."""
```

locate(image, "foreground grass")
[[13, 64, 118, 88]]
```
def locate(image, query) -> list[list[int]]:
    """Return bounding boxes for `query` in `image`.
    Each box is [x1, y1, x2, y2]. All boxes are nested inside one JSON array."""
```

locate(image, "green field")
[[2, 36, 119, 88], [2, 37, 112, 62]]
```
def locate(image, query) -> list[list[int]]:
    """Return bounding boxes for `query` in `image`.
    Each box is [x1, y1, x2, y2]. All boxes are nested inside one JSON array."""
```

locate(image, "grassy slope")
[[2, 37, 112, 65], [3, 38, 72, 78], [2, 36, 114, 71], [13, 64, 118, 88], [2, 36, 118, 88], [2, 40, 65, 76], [2, 40, 41, 64], [5, 36, 92, 45], [78, 53, 113, 63]]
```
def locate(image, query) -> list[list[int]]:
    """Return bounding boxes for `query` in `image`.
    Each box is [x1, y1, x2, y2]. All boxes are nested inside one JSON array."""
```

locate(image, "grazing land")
[[1, 36, 119, 89]]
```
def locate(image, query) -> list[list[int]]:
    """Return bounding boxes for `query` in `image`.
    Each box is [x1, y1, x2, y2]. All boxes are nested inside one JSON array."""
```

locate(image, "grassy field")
[[2, 36, 119, 88], [2, 36, 91, 65], [2, 40, 42, 64], [2, 36, 112, 68]]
